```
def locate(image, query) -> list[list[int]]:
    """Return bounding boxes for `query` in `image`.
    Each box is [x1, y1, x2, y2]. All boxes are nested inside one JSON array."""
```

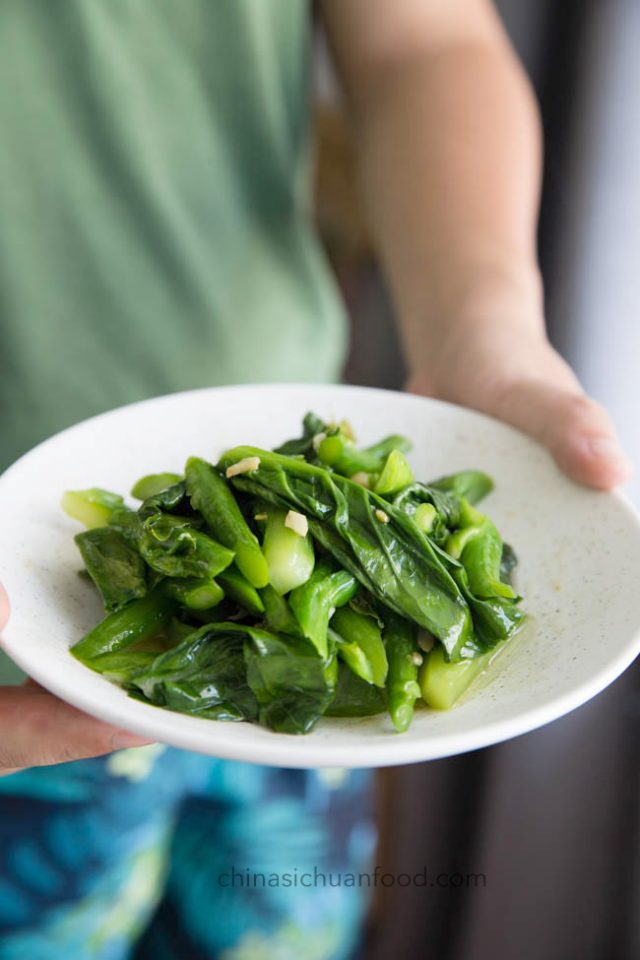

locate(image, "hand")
[[407, 316, 633, 490], [0, 583, 153, 776]]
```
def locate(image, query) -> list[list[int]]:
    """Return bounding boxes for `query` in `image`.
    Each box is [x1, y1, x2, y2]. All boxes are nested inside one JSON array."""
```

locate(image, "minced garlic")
[[284, 510, 309, 537], [351, 471, 370, 488], [225, 456, 261, 478]]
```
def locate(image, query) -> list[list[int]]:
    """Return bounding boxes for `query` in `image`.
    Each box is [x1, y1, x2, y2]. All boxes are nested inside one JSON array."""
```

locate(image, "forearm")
[[356, 41, 543, 357], [324, 2, 545, 371], [321, 0, 631, 488]]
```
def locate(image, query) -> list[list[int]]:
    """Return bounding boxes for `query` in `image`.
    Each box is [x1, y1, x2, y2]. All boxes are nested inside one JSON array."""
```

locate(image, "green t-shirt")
[[0, 0, 347, 682], [0, 0, 346, 469]]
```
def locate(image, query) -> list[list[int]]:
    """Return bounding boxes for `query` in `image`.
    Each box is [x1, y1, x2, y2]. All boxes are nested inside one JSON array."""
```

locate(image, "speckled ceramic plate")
[[1, 384, 639, 768]]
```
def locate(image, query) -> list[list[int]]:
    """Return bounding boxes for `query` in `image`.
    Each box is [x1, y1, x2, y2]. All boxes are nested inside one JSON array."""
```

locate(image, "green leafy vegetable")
[[289, 561, 358, 658], [75, 526, 147, 611], [260, 585, 303, 637], [384, 614, 422, 733], [419, 639, 511, 710], [137, 481, 190, 519], [217, 565, 265, 615], [330, 607, 388, 688], [243, 626, 336, 733], [273, 412, 326, 457], [131, 473, 182, 501], [261, 509, 315, 596], [185, 457, 269, 588], [112, 509, 235, 580], [218, 446, 476, 659], [325, 664, 387, 717], [162, 577, 225, 610], [429, 470, 494, 505], [87, 650, 159, 684], [374, 450, 415, 496], [62, 488, 125, 529], [65, 412, 525, 735], [132, 624, 259, 721], [71, 593, 177, 664]]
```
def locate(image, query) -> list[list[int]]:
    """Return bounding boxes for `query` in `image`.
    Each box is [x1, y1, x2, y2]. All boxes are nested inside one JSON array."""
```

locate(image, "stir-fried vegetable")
[[63, 412, 525, 734], [383, 614, 422, 733]]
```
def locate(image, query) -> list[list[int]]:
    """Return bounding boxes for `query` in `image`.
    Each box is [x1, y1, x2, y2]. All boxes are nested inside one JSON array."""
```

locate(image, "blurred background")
[[313, 2, 640, 958]]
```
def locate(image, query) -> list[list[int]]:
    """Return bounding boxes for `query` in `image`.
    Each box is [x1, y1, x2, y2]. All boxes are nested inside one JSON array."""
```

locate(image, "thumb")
[[0, 585, 154, 773], [492, 379, 633, 490], [0, 685, 154, 774]]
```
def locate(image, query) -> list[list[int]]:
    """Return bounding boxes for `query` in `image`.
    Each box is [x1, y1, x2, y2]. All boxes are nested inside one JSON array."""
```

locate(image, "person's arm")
[[0, 584, 152, 775], [321, 0, 632, 489]]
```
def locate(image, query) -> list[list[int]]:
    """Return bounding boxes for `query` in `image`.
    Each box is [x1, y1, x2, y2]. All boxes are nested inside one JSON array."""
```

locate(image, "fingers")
[[0, 582, 9, 632], [0, 685, 154, 774], [492, 379, 633, 490], [408, 329, 633, 491]]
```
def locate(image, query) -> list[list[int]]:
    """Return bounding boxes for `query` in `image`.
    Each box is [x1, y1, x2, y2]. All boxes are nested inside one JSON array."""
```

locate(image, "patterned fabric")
[[0, 749, 374, 959], [0, 3, 363, 955], [0, 0, 347, 473]]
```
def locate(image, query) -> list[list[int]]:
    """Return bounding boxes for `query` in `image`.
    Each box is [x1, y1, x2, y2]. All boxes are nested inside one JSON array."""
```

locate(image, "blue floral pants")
[[0, 748, 374, 959]]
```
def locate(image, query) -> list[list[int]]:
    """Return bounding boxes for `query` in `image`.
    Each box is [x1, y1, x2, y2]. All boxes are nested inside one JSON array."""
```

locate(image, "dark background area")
[[320, 2, 640, 958]]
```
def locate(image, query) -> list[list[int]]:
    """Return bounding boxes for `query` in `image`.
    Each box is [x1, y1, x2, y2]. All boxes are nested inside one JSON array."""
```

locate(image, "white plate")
[[1, 384, 639, 768]]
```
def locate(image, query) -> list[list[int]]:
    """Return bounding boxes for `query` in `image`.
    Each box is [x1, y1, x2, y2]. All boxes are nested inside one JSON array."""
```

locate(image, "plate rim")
[[1, 382, 639, 767]]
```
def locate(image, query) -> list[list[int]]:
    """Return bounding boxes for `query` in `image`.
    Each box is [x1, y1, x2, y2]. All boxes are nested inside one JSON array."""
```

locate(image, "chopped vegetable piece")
[[137, 480, 190, 519], [71, 593, 177, 664], [262, 509, 315, 596], [331, 607, 388, 687], [244, 626, 336, 733], [225, 456, 261, 478], [75, 526, 147, 611], [137, 513, 235, 580], [88, 650, 158, 684], [419, 637, 512, 710], [429, 470, 494, 506], [217, 565, 265, 615], [162, 577, 225, 610], [61, 488, 124, 529], [384, 615, 422, 732], [284, 510, 309, 537], [131, 473, 182, 501], [132, 624, 259, 721], [185, 456, 268, 588], [64, 412, 525, 734], [260, 585, 303, 636], [325, 664, 388, 717], [219, 446, 477, 660], [413, 502, 437, 534], [374, 450, 415, 496], [289, 561, 358, 657]]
